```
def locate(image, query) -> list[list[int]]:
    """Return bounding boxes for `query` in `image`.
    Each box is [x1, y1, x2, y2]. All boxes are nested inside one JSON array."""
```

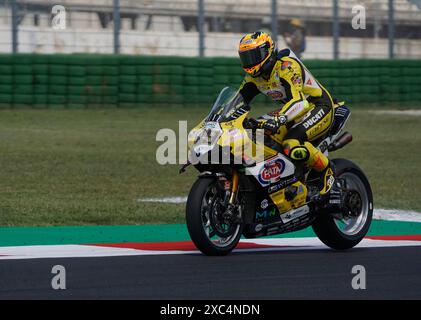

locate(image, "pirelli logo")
[[303, 109, 325, 129]]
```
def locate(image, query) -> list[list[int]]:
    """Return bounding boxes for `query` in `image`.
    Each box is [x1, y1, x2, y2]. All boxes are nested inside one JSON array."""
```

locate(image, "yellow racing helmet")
[[238, 31, 275, 78]]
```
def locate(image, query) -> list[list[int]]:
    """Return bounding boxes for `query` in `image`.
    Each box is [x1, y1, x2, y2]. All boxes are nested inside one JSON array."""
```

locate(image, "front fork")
[[229, 170, 239, 205], [218, 170, 241, 224]]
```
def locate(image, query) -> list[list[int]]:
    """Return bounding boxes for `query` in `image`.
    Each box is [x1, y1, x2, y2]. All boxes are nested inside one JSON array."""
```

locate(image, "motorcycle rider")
[[237, 31, 337, 198]]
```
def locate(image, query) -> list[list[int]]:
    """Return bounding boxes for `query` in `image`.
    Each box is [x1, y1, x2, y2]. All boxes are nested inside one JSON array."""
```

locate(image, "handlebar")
[[243, 117, 260, 130]]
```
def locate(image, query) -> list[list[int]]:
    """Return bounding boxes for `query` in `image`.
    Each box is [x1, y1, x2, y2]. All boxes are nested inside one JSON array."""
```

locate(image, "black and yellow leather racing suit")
[[239, 49, 335, 195]]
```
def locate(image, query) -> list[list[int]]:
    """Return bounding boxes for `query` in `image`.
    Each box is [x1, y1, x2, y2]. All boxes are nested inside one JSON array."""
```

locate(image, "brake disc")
[[344, 190, 362, 217], [209, 202, 237, 238]]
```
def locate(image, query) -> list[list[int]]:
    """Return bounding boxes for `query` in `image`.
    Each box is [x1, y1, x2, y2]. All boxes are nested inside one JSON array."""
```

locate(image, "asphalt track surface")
[[0, 246, 420, 299]]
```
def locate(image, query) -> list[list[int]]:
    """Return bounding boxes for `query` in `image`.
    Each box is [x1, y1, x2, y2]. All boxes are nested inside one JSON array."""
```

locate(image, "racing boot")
[[314, 162, 343, 209], [316, 164, 335, 196]]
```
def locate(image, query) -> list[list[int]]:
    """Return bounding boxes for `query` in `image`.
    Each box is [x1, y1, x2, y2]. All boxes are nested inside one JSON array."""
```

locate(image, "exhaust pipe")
[[328, 131, 353, 151]]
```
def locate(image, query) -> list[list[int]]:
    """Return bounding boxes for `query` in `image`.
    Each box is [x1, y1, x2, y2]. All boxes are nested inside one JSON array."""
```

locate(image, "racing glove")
[[257, 115, 287, 134]]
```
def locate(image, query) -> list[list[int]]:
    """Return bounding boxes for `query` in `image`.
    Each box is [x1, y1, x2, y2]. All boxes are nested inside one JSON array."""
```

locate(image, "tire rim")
[[200, 183, 241, 248], [333, 171, 370, 236]]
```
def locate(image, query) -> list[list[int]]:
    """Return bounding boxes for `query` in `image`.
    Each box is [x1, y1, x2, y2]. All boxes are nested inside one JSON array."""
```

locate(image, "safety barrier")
[[0, 54, 420, 108]]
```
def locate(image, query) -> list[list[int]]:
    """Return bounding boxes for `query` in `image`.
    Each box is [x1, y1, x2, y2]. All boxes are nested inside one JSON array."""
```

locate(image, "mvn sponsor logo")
[[256, 208, 277, 219]]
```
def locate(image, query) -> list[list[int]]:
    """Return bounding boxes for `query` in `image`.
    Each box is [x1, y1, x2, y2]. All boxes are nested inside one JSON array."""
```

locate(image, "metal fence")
[[0, 0, 420, 59]]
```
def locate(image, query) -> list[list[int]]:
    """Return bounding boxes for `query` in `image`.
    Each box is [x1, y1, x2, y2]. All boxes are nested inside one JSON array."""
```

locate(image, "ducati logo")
[[303, 109, 325, 129]]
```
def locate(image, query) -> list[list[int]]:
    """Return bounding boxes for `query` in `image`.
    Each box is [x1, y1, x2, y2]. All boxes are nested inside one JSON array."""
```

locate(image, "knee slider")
[[289, 146, 309, 161]]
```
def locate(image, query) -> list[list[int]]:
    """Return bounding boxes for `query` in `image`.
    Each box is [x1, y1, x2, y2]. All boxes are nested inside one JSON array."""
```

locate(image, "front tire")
[[312, 158, 373, 250], [186, 178, 243, 256]]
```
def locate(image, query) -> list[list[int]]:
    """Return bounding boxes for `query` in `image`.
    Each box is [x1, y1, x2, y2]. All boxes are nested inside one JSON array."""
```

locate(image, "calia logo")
[[259, 158, 284, 185]]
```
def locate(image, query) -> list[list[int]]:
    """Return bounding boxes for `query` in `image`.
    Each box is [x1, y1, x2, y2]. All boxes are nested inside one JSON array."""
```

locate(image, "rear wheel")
[[186, 178, 243, 256], [312, 158, 373, 250]]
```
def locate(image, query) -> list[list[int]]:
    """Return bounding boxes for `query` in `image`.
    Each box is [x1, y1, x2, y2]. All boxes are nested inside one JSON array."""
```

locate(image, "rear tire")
[[312, 158, 373, 250], [186, 178, 243, 256]]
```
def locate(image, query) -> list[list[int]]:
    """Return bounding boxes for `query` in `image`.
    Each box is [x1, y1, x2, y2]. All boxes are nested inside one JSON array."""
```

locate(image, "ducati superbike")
[[181, 87, 373, 256]]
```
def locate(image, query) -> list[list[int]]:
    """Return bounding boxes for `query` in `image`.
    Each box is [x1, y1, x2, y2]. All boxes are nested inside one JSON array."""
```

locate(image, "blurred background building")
[[0, 0, 420, 59]]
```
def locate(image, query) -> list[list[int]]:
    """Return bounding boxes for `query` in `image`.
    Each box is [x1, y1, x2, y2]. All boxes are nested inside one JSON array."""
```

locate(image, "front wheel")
[[186, 178, 243, 256], [312, 158, 373, 250]]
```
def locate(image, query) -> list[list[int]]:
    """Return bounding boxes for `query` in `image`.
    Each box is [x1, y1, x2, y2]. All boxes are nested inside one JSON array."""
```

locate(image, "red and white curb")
[[0, 236, 420, 260]]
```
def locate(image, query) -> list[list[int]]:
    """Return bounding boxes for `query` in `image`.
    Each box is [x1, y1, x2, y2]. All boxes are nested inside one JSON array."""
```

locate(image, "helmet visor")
[[239, 44, 269, 68]]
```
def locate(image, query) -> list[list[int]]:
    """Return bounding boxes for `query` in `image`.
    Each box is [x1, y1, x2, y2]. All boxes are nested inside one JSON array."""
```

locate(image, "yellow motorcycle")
[[181, 87, 373, 256]]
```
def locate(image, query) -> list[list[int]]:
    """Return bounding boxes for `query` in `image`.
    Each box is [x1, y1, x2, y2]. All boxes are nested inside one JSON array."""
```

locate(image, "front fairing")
[[218, 113, 275, 163], [188, 114, 274, 165]]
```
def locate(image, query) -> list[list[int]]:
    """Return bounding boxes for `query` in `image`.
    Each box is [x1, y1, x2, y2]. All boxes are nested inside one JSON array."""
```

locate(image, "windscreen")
[[205, 87, 249, 122]]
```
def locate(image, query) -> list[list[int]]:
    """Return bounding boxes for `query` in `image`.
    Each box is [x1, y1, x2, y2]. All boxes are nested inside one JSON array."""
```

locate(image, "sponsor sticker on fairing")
[[258, 157, 285, 186], [280, 205, 310, 224], [256, 208, 277, 219], [204, 122, 220, 130], [261, 199, 269, 209], [268, 176, 298, 193]]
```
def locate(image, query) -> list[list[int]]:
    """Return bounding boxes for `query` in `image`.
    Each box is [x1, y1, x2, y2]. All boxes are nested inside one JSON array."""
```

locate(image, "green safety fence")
[[0, 53, 420, 108]]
